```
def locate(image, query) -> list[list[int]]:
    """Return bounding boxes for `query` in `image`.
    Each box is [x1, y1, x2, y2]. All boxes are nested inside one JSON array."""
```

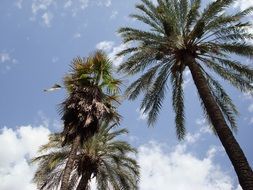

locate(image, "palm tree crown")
[[60, 50, 121, 145], [31, 122, 140, 190], [118, 0, 253, 138], [117, 0, 253, 189]]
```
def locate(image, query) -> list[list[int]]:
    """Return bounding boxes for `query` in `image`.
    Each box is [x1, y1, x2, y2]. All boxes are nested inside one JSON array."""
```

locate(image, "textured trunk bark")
[[61, 135, 81, 190], [187, 58, 253, 190], [76, 172, 91, 190]]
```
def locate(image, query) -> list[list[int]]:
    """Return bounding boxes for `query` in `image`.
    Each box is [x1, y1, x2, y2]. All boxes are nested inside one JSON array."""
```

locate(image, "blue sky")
[[0, 0, 252, 189]]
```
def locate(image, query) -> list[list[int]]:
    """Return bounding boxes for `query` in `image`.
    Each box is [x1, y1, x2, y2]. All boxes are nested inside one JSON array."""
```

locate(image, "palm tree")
[[31, 122, 140, 190], [59, 51, 122, 190], [117, 0, 253, 189]]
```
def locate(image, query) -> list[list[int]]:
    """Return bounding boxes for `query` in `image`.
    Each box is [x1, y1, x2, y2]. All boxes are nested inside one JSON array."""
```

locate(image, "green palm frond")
[[198, 64, 239, 131], [31, 122, 139, 190], [219, 43, 253, 58], [117, 0, 253, 140], [125, 65, 160, 100], [171, 71, 185, 140], [199, 57, 253, 92], [141, 63, 172, 125], [59, 51, 122, 146], [130, 13, 164, 33], [185, 0, 201, 33]]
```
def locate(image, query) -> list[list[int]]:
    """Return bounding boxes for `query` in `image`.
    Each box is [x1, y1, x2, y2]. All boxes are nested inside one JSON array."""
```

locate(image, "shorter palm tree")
[[59, 51, 122, 190], [31, 122, 140, 190]]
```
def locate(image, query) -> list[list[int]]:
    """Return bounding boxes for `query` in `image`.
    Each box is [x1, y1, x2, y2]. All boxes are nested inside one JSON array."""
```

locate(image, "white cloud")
[[136, 108, 148, 121], [31, 0, 55, 14], [138, 141, 238, 190], [73, 32, 82, 39], [0, 124, 241, 190], [233, 0, 253, 11], [196, 118, 206, 125], [110, 10, 118, 19], [108, 43, 130, 67], [183, 68, 192, 89], [0, 53, 11, 63], [79, 0, 89, 9], [0, 125, 50, 190], [30, 0, 56, 27], [96, 0, 111, 7], [105, 0, 111, 7], [185, 119, 212, 144], [248, 103, 253, 112], [0, 52, 17, 71], [96, 41, 114, 52], [233, 0, 253, 44], [241, 92, 253, 125], [19, 1, 118, 27], [194, 117, 213, 134], [250, 117, 253, 124], [15, 0, 23, 9], [64, 0, 72, 8], [52, 56, 59, 63], [42, 12, 53, 27], [242, 92, 253, 100]]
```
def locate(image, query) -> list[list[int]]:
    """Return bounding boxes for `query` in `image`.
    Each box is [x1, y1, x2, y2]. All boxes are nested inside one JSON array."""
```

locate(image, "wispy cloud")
[[96, 40, 130, 67], [64, 0, 72, 8], [15, 0, 23, 9], [41, 12, 53, 27], [51, 56, 59, 63], [110, 10, 118, 19], [30, 0, 56, 27], [108, 43, 130, 67], [79, 0, 89, 9], [233, 0, 253, 11], [96, 0, 111, 7], [136, 108, 148, 121], [185, 119, 211, 143], [0, 53, 11, 63], [0, 52, 17, 71], [16, 0, 116, 27], [73, 32, 82, 39], [248, 103, 253, 113], [31, 0, 55, 14], [183, 68, 192, 89], [96, 41, 114, 52], [105, 0, 111, 7]]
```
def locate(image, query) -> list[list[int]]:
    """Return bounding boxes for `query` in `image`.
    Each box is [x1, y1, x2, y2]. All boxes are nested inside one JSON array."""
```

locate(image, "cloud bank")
[[0, 125, 50, 190], [0, 124, 241, 190]]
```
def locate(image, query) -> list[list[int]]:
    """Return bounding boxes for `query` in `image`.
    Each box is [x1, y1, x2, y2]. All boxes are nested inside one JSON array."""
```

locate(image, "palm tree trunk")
[[61, 135, 81, 190], [187, 57, 253, 190], [76, 172, 91, 190]]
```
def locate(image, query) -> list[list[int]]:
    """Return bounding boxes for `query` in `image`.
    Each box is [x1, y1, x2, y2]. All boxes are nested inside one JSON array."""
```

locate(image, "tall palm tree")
[[60, 51, 122, 190], [31, 122, 140, 190], [117, 0, 253, 189]]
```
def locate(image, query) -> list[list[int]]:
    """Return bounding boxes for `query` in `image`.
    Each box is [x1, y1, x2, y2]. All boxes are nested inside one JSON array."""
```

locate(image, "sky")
[[0, 0, 253, 190]]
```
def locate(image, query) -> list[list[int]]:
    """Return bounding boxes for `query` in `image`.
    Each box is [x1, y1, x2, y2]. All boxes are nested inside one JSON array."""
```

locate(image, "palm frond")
[[31, 122, 139, 190], [198, 65, 238, 131], [140, 62, 172, 125], [125, 65, 160, 100], [185, 0, 200, 34], [198, 57, 253, 92], [171, 71, 185, 140]]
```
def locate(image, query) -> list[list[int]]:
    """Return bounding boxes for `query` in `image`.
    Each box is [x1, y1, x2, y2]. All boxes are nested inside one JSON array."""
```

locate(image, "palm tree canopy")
[[60, 51, 122, 145], [64, 50, 121, 95], [31, 122, 140, 190], [117, 0, 253, 139]]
